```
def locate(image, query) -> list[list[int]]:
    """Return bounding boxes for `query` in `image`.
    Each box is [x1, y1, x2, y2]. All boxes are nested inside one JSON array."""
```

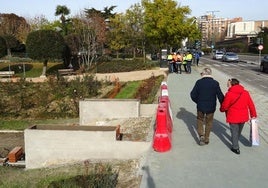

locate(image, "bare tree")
[[72, 13, 106, 70], [26, 15, 50, 31]]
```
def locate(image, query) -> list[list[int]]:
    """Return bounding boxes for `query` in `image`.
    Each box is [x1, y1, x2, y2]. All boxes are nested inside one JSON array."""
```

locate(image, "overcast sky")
[[0, 0, 266, 21]]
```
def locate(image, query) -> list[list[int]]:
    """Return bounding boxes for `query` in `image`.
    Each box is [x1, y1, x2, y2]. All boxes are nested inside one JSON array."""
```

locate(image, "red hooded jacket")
[[220, 84, 257, 123]]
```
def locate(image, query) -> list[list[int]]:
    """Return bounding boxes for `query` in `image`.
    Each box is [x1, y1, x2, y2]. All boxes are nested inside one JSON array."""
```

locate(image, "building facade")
[[197, 15, 243, 48], [197, 14, 268, 49]]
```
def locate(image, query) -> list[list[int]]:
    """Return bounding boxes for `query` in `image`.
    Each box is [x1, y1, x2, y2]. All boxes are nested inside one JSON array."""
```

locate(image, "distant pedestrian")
[[182, 53, 188, 73], [172, 52, 178, 73], [195, 52, 200, 66], [167, 53, 173, 73], [190, 67, 224, 145], [176, 52, 183, 74], [220, 78, 257, 154], [185, 51, 193, 73]]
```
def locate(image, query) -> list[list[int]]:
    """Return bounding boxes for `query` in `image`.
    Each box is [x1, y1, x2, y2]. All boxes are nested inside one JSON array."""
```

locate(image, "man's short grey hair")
[[201, 67, 212, 75]]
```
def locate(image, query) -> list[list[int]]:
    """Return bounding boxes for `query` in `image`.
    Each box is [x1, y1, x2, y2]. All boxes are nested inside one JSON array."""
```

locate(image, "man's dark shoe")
[[231, 148, 240, 155], [205, 141, 209, 145]]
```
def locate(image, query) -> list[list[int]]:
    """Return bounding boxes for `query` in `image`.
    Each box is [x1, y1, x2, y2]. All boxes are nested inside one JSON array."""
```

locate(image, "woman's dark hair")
[[229, 78, 239, 86]]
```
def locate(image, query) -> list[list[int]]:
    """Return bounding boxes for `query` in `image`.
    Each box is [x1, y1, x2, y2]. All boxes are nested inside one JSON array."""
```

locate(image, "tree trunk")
[[7, 48, 11, 57], [133, 47, 136, 58], [116, 51, 119, 59], [41, 59, 48, 77]]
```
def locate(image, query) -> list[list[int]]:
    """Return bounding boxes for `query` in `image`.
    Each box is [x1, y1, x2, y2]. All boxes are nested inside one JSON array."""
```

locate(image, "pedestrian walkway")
[[139, 63, 268, 188]]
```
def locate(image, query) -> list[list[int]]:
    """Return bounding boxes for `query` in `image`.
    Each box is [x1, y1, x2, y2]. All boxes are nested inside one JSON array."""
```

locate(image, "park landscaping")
[[0, 59, 165, 187]]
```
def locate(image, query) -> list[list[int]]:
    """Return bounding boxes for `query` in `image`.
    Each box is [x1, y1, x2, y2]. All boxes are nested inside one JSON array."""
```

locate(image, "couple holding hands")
[[190, 67, 257, 154]]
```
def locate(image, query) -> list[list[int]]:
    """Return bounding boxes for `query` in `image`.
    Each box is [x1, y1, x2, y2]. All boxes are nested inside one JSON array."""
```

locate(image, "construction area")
[[0, 99, 157, 169]]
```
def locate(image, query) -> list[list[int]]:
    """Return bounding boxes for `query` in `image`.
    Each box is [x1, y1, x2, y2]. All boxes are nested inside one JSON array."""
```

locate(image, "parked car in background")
[[222, 52, 239, 62], [260, 55, 268, 72], [212, 51, 224, 60], [199, 51, 205, 56]]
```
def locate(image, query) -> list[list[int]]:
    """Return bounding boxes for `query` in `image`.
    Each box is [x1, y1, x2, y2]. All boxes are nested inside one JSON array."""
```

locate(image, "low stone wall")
[[24, 99, 157, 169], [24, 124, 150, 169], [79, 99, 140, 125]]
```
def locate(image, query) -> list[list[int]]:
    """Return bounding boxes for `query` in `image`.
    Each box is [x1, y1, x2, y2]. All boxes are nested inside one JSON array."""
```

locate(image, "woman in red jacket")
[[220, 78, 257, 154]]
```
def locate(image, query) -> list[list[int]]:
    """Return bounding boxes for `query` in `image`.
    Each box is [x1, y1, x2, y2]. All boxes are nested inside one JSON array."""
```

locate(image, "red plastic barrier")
[[160, 83, 168, 96], [153, 106, 172, 152], [158, 96, 173, 132], [161, 83, 168, 90]]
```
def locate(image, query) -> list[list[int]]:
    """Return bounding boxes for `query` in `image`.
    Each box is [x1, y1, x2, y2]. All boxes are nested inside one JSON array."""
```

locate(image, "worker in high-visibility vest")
[[167, 53, 174, 73], [185, 51, 193, 74]]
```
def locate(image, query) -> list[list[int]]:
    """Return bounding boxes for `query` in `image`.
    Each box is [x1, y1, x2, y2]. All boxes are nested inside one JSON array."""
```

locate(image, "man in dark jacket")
[[190, 67, 224, 145]]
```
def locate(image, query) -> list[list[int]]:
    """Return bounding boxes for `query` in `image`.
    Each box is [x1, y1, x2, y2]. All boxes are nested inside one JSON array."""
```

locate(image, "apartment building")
[[197, 13, 268, 49], [197, 15, 243, 48]]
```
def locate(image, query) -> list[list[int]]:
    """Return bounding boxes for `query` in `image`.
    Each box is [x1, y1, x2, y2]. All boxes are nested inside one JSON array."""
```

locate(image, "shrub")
[[0, 76, 102, 119], [95, 58, 157, 73]]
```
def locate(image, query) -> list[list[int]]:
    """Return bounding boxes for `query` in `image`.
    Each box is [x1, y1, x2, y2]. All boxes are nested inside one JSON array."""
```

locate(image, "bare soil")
[[0, 132, 24, 158], [0, 117, 153, 187]]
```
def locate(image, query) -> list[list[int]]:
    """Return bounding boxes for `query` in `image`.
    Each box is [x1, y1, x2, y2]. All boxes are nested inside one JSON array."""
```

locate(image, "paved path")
[[0, 69, 168, 83], [140, 62, 268, 188]]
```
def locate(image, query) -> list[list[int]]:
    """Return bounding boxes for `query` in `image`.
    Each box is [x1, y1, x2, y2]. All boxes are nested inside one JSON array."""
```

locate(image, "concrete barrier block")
[[79, 99, 140, 125], [24, 124, 150, 169]]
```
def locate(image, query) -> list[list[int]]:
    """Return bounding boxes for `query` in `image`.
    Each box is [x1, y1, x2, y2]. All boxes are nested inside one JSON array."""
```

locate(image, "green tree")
[[27, 15, 50, 31], [26, 30, 65, 77], [27, 16, 68, 35], [142, 0, 200, 51], [84, 6, 117, 19], [102, 6, 117, 19], [125, 3, 145, 58], [259, 27, 268, 54], [107, 13, 128, 58], [55, 5, 71, 35]]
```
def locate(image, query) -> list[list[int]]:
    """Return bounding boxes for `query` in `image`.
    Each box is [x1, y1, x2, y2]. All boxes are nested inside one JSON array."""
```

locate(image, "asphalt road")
[[200, 55, 268, 93]]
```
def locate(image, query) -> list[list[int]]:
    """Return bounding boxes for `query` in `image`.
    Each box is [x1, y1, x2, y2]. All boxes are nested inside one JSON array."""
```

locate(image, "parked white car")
[[212, 51, 224, 60]]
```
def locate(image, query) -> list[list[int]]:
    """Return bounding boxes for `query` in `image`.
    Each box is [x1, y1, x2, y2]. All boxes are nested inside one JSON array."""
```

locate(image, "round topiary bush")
[[26, 30, 65, 61]]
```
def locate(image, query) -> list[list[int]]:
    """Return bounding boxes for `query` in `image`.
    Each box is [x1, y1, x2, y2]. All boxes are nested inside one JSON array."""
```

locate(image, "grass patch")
[[0, 162, 118, 188], [115, 81, 141, 99], [0, 118, 79, 130], [0, 62, 64, 78], [0, 120, 30, 130]]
